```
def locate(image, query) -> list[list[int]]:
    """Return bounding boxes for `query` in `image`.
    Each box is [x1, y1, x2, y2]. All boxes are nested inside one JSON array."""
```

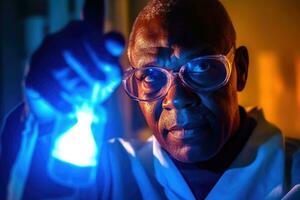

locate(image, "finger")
[[52, 68, 70, 80], [52, 69, 83, 97], [104, 31, 125, 57], [50, 58, 100, 108], [25, 41, 74, 113], [25, 87, 57, 122], [60, 91, 82, 108], [84, 43, 121, 80], [84, 42, 107, 73], [25, 73, 74, 114], [64, 78, 82, 91], [84, 43, 120, 91], [63, 50, 95, 87], [82, 0, 105, 32], [84, 43, 122, 103]]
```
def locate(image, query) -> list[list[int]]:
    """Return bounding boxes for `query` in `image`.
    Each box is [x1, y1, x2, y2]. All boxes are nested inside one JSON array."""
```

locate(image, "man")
[[110, 0, 300, 199], [93, 0, 300, 199], [1, 0, 300, 199]]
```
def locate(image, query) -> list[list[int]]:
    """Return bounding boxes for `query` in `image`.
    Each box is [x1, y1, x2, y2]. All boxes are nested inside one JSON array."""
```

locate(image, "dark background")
[[0, 0, 150, 139], [1, 0, 300, 139]]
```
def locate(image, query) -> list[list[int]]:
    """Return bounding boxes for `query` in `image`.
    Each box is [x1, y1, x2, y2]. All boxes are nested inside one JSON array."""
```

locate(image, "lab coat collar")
[[152, 107, 285, 200]]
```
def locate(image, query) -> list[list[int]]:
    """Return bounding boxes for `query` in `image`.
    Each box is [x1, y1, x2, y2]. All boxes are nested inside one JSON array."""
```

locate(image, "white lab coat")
[[100, 107, 300, 199], [6, 107, 300, 199]]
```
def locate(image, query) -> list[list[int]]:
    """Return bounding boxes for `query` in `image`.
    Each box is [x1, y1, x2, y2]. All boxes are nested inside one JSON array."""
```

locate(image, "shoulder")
[[0, 101, 26, 140], [107, 137, 152, 157], [1, 102, 27, 135], [243, 107, 300, 198], [99, 138, 154, 199], [0, 102, 27, 198], [245, 106, 281, 133], [285, 137, 300, 154], [0, 102, 27, 153], [1, 102, 27, 151], [105, 137, 154, 171], [285, 137, 300, 188]]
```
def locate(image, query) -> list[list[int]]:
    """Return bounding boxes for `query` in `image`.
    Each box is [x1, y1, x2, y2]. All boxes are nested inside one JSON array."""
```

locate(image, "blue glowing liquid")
[[48, 108, 98, 187]]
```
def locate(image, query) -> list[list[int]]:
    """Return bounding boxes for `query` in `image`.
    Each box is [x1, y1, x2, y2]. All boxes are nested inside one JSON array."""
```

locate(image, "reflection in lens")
[[124, 67, 169, 101], [182, 57, 228, 91]]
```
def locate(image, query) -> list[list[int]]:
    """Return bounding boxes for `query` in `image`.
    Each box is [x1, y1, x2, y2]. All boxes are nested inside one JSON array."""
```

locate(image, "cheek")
[[203, 76, 239, 141], [139, 101, 162, 130], [203, 65, 238, 115], [199, 72, 239, 138]]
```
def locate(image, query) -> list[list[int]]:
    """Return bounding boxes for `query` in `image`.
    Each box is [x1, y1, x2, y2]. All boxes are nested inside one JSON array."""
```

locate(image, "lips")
[[168, 122, 209, 140], [169, 129, 197, 139]]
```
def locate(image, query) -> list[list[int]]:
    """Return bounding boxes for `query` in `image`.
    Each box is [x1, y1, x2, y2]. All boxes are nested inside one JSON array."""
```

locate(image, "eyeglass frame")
[[122, 47, 235, 102]]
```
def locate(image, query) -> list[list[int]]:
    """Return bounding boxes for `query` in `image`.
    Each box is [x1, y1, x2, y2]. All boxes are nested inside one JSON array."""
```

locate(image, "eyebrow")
[[134, 55, 157, 69], [186, 47, 218, 57], [138, 47, 158, 54], [132, 45, 220, 70]]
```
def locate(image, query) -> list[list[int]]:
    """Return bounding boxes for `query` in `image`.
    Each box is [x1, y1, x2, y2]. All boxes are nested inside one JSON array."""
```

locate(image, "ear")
[[234, 46, 249, 91]]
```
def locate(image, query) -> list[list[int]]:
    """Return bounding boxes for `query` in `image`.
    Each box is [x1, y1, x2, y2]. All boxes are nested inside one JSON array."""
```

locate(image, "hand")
[[24, 0, 125, 123]]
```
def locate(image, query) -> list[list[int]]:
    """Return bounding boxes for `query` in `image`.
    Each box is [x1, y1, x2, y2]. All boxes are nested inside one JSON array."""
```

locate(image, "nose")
[[162, 77, 200, 110]]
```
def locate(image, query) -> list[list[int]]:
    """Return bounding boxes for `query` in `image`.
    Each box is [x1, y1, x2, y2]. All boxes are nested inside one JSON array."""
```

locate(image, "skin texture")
[[128, 0, 249, 163]]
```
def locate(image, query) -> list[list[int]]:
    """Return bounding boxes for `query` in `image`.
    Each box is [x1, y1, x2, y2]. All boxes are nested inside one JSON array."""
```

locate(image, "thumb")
[[104, 31, 125, 57]]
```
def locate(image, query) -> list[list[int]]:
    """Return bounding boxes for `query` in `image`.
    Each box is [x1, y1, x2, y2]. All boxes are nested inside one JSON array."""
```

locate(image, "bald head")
[[129, 0, 236, 58], [126, 0, 250, 163]]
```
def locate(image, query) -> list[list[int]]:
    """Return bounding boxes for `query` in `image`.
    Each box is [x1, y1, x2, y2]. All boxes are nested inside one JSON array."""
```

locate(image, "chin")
[[166, 139, 223, 163]]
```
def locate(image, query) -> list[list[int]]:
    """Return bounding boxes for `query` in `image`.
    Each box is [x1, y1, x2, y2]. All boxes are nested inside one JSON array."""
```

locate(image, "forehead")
[[128, 0, 235, 67], [129, 20, 221, 68]]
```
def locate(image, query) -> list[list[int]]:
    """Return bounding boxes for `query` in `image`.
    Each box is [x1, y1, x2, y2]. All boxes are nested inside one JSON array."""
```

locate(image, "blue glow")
[[48, 100, 105, 187], [63, 51, 95, 86], [47, 44, 122, 187], [61, 46, 121, 105], [84, 43, 121, 103], [25, 88, 56, 123], [105, 40, 123, 56], [51, 106, 98, 167]]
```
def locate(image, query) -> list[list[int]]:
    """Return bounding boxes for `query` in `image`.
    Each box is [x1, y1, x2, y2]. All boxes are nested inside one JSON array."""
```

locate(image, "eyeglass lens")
[[181, 57, 229, 91], [124, 68, 170, 101], [124, 56, 230, 101]]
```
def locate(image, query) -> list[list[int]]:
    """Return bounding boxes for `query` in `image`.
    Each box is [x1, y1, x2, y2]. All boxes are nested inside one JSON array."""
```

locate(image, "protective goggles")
[[123, 48, 234, 102]]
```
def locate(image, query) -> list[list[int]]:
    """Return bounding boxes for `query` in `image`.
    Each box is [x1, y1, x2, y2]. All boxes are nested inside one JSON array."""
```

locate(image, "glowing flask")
[[48, 107, 98, 187]]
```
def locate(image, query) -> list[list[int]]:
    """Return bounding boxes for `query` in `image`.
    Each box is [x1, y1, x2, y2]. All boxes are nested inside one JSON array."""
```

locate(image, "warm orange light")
[[296, 57, 300, 110], [296, 56, 300, 134], [257, 52, 283, 124]]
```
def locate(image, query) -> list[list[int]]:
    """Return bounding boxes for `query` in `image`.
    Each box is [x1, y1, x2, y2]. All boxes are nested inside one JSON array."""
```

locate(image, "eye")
[[135, 68, 167, 92], [141, 68, 162, 83], [192, 62, 210, 73], [134, 67, 155, 80], [182, 58, 229, 90], [142, 73, 159, 88], [144, 75, 155, 83]]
